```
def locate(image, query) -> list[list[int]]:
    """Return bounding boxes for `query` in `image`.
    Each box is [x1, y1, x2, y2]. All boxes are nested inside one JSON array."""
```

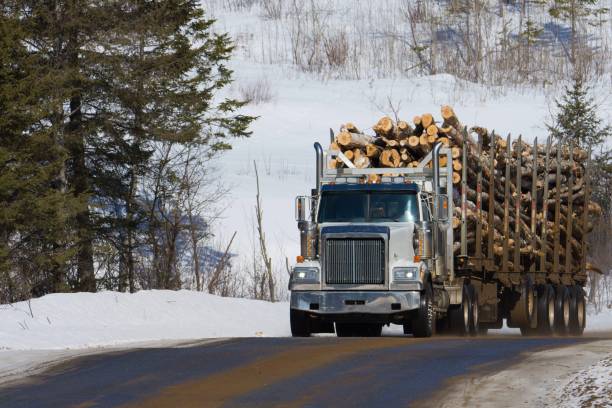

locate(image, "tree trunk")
[[67, 58, 95, 292]]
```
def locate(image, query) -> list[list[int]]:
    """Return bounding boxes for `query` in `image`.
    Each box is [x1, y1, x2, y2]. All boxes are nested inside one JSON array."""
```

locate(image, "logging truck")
[[289, 110, 594, 337]]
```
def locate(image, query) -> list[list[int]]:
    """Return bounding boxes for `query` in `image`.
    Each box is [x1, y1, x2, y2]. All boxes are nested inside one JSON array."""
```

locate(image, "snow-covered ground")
[[555, 355, 612, 408], [0, 290, 289, 351], [1, 290, 611, 352]]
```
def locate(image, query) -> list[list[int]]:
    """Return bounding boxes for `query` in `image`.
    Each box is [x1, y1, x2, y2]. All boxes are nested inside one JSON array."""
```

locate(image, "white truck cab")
[[289, 142, 453, 337]]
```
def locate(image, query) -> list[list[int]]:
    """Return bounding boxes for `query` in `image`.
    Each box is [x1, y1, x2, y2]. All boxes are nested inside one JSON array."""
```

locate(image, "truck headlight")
[[292, 267, 320, 284], [393, 267, 419, 282]]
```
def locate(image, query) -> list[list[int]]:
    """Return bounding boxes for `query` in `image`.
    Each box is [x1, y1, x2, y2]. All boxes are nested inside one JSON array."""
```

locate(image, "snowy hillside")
[[200, 0, 612, 274]]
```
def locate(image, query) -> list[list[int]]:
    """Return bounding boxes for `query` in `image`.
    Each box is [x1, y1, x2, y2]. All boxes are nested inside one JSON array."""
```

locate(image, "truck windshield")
[[317, 191, 419, 223]]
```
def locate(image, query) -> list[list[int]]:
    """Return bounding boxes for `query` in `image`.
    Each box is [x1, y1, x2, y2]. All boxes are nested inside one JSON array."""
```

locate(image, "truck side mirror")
[[435, 194, 449, 222]]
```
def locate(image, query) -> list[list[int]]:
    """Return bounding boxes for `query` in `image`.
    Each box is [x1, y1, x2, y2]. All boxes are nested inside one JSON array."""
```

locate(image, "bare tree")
[[208, 231, 237, 293], [253, 161, 275, 302]]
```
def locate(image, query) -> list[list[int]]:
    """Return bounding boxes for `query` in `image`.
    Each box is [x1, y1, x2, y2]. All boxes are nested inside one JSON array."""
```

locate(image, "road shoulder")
[[420, 339, 612, 408]]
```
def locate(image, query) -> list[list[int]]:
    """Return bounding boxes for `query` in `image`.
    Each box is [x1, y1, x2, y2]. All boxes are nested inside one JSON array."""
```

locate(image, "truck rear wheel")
[[554, 285, 570, 336], [569, 286, 585, 336], [413, 283, 435, 338], [510, 277, 537, 334], [468, 285, 479, 336], [449, 284, 471, 336], [290, 309, 311, 337], [536, 284, 556, 335]]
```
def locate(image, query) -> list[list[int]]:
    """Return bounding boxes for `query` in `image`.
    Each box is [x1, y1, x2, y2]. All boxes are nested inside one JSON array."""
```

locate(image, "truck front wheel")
[[290, 309, 311, 337], [413, 283, 435, 338]]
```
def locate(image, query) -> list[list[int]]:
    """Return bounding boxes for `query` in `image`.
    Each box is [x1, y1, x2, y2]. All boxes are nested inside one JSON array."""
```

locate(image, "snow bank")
[[1, 291, 610, 351], [0, 291, 289, 350], [555, 355, 612, 408], [587, 307, 612, 333]]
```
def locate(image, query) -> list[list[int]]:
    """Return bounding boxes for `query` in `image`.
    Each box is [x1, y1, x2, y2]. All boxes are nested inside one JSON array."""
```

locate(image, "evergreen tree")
[[548, 74, 612, 213], [1, 1, 254, 298], [92, 1, 254, 290], [0, 13, 81, 302]]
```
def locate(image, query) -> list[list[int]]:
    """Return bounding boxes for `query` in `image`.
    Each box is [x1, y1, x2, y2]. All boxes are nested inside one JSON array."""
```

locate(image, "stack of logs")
[[329, 106, 601, 281]]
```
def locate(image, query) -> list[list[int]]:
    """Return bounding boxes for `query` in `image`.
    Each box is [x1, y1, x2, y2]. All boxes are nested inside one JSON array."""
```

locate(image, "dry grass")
[[239, 77, 274, 105]]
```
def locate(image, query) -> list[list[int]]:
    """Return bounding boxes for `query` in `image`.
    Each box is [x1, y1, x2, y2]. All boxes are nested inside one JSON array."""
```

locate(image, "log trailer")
[[289, 127, 592, 337]]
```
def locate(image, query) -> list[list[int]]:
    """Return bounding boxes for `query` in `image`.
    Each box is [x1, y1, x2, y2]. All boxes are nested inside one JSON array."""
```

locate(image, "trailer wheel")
[[449, 285, 471, 336], [290, 309, 311, 337], [554, 285, 570, 336], [536, 284, 556, 335], [569, 286, 585, 336], [468, 285, 479, 336], [510, 277, 537, 334], [413, 283, 435, 338]]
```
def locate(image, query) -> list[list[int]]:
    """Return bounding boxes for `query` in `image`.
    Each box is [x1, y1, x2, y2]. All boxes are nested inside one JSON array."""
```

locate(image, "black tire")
[[290, 309, 311, 337], [336, 323, 381, 337], [449, 284, 471, 336], [477, 327, 488, 335], [468, 284, 479, 336], [435, 316, 450, 335], [403, 321, 412, 335], [536, 284, 556, 335], [554, 285, 570, 336], [510, 277, 537, 335], [413, 283, 435, 338], [569, 286, 586, 336]]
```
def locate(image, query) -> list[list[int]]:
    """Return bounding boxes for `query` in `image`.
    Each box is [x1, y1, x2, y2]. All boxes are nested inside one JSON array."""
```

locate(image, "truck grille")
[[324, 238, 385, 285]]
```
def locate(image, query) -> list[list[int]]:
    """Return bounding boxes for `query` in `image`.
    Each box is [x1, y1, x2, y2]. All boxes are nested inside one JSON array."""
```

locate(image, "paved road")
[[0, 335, 602, 408]]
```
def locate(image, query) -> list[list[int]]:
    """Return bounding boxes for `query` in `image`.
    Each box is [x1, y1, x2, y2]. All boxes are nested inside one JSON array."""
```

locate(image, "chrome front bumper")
[[290, 291, 420, 315]]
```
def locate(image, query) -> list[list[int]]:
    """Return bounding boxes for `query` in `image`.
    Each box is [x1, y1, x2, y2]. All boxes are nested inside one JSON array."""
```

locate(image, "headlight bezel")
[[291, 267, 320, 284], [392, 266, 420, 283]]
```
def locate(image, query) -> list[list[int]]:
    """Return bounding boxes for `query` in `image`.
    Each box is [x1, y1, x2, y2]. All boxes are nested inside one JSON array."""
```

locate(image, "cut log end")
[[452, 172, 461, 184], [426, 124, 438, 137], [373, 116, 394, 136], [422, 113, 434, 128], [337, 131, 352, 146], [441, 105, 455, 120], [380, 149, 401, 168]]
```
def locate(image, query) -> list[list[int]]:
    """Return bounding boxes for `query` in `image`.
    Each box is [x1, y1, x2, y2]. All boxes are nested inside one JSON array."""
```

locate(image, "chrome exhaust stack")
[[314, 142, 323, 194]]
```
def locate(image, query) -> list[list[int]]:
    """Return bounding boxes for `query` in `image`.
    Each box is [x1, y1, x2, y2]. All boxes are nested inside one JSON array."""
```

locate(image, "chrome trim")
[[390, 282, 422, 291], [321, 232, 388, 290], [291, 291, 421, 314], [314, 142, 323, 192]]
